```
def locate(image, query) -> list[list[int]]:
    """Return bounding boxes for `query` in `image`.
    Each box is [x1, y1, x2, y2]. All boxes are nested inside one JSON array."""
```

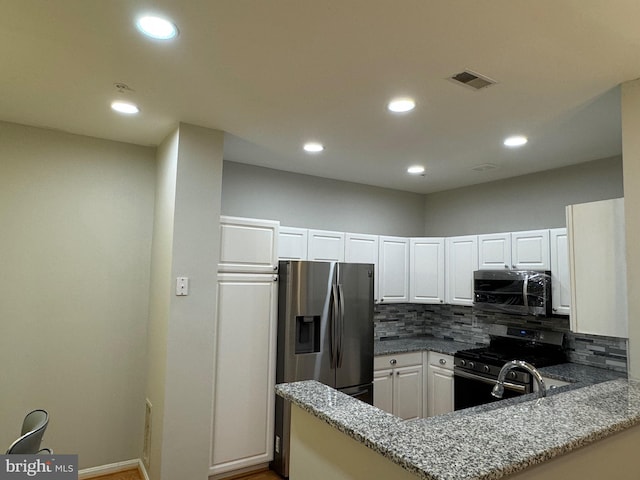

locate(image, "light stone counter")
[[276, 378, 640, 480], [374, 337, 479, 356]]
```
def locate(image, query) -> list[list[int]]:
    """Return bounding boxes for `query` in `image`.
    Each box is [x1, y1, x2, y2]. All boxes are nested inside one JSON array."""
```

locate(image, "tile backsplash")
[[374, 303, 628, 373]]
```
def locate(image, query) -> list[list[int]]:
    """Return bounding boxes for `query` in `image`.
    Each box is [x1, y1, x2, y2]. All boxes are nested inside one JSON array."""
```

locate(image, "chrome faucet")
[[491, 360, 547, 399]]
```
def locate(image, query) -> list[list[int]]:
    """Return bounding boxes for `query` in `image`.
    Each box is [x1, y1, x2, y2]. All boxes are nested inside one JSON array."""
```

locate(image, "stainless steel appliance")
[[273, 260, 374, 478], [453, 325, 565, 410], [473, 270, 552, 316]]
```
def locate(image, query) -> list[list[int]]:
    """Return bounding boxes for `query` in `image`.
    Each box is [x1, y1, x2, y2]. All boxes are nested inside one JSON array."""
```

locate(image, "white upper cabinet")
[[511, 229, 550, 270], [278, 226, 308, 260], [307, 229, 345, 262], [378, 236, 409, 303], [478, 233, 512, 270], [409, 238, 445, 304], [479, 230, 550, 271], [549, 228, 570, 316], [345, 233, 379, 301], [345, 233, 379, 264], [567, 198, 628, 338], [219, 216, 279, 273], [446, 235, 478, 306]]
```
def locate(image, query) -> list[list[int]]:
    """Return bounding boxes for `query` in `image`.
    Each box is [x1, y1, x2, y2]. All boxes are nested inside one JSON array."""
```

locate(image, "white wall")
[[0, 121, 156, 468], [423, 156, 624, 236], [221, 161, 425, 236]]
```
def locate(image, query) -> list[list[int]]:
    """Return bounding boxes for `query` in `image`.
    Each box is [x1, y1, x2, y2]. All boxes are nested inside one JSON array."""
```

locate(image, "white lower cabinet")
[[373, 352, 423, 420], [427, 352, 454, 417], [211, 273, 278, 476]]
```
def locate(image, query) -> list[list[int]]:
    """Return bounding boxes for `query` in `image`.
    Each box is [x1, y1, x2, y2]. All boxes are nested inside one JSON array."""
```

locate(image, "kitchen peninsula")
[[276, 378, 640, 480]]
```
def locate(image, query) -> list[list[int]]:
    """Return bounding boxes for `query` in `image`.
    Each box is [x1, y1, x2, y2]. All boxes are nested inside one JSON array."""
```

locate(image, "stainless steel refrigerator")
[[272, 260, 374, 477]]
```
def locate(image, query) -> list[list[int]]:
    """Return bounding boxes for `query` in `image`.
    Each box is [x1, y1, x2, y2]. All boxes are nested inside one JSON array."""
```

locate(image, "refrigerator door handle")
[[337, 284, 345, 368], [331, 283, 339, 369]]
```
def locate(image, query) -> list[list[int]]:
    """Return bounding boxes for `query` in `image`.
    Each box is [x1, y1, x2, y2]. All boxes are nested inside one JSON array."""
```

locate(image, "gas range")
[[453, 324, 566, 410]]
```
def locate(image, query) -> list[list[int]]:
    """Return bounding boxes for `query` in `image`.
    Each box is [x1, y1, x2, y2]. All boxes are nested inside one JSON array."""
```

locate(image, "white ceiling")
[[1, 1, 638, 194]]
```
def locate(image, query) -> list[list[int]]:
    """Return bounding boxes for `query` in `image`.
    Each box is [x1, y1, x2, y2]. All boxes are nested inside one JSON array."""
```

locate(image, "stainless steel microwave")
[[473, 270, 552, 316]]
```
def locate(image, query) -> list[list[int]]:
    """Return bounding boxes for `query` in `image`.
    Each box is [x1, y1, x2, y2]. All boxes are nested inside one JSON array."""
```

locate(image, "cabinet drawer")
[[428, 352, 454, 370], [374, 352, 422, 370]]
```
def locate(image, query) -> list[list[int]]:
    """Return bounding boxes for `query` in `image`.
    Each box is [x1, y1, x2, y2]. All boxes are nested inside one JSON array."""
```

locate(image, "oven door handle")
[[454, 369, 527, 393]]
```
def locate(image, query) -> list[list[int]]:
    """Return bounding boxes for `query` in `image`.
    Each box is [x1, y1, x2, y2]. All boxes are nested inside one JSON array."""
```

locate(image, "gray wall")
[[0, 121, 156, 468], [423, 156, 624, 236], [222, 157, 624, 238], [221, 161, 426, 237], [146, 124, 224, 480]]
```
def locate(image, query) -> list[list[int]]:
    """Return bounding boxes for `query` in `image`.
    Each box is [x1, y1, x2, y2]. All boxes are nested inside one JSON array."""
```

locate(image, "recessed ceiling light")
[[388, 98, 416, 113], [303, 142, 324, 153], [503, 135, 528, 147], [136, 15, 179, 40], [111, 101, 140, 115], [407, 165, 425, 175]]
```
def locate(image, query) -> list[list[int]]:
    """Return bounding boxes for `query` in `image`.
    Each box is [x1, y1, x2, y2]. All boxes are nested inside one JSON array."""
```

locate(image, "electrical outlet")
[[176, 277, 189, 296]]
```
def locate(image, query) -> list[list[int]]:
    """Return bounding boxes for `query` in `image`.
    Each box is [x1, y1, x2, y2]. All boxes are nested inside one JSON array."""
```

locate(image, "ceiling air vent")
[[449, 70, 497, 90], [471, 163, 498, 172]]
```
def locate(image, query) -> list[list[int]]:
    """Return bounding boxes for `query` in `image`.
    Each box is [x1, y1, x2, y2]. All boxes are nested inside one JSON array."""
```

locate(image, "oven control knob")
[[509, 371, 518, 380], [483, 365, 491, 373], [468, 362, 475, 369], [460, 360, 466, 367]]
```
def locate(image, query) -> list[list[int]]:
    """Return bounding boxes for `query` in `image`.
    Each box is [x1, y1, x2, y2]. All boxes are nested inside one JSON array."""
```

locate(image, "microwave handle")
[[523, 275, 529, 307]]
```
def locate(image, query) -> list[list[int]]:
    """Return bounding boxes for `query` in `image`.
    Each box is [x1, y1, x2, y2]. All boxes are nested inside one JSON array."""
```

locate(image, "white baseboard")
[[79, 458, 148, 480], [138, 459, 150, 480]]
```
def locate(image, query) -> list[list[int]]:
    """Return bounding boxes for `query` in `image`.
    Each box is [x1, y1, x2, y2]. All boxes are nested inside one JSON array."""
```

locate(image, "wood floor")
[[88, 469, 142, 480], [90, 467, 282, 480], [229, 470, 282, 480]]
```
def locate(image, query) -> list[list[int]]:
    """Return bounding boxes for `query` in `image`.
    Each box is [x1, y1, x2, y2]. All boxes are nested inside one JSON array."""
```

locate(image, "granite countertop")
[[374, 337, 479, 356], [276, 378, 640, 480]]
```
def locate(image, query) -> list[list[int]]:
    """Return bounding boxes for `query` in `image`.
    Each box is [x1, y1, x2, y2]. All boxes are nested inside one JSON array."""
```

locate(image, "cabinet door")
[[373, 368, 394, 414], [511, 229, 550, 270], [567, 198, 628, 337], [445, 236, 478, 306], [550, 228, 570, 316], [219, 216, 279, 273], [410, 238, 445, 304], [211, 273, 278, 475], [478, 233, 511, 270], [393, 365, 423, 420], [308, 229, 345, 262], [278, 226, 308, 260], [378, 236, 410, 303], [345, 233, 379, 301], [427, 366, 454, 417]]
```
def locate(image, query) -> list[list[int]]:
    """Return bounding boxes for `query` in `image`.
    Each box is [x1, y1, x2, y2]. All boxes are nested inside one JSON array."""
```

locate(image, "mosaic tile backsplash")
[[374, 303, 628, 373]]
